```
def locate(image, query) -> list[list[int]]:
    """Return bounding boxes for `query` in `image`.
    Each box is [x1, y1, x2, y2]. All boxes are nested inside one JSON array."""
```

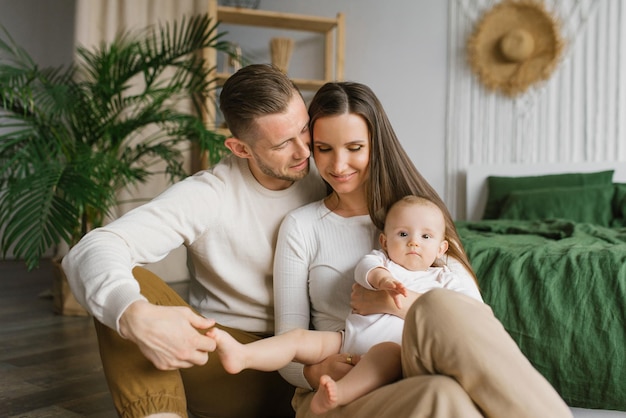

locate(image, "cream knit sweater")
[[63, 155, 326, 333]]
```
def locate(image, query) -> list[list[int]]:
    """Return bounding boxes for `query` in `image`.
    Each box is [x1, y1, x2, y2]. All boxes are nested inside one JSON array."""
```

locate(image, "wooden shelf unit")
[[207, 1, 345, 89], [196, 1, 345, 171]]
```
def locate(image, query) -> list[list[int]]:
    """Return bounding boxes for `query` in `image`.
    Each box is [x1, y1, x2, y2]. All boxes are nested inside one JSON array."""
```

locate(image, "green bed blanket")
[[455, 219, 626, 411]]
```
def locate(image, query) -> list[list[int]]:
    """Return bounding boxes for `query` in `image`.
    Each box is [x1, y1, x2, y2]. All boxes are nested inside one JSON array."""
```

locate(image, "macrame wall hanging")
[[466, 0, 564, 97], [445, 0, 612, 219]]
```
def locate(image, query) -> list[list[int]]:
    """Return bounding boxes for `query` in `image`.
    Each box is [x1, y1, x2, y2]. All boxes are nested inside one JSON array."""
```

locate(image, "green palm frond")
[[0, 163, 76, 269], [0, 14, 237, 270]]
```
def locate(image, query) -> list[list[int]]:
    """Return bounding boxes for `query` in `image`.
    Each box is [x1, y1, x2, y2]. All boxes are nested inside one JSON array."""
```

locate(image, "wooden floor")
[[0, 259, 118, 417]]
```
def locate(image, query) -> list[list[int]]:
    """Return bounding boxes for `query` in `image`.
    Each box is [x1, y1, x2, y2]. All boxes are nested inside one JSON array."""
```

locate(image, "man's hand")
[[119, 300, 217, 370], [303, 353, 361, 390]]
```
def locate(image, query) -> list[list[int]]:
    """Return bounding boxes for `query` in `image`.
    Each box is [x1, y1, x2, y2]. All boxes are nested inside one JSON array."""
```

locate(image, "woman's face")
[[312, 113, 370, 197]]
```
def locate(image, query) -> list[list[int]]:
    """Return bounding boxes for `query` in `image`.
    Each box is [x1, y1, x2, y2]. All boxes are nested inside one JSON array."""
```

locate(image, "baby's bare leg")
[[206, 328, 250, 374], [310, 342, 402, 414], [207, 327, 342, 374], [310, 375, 340, 414]]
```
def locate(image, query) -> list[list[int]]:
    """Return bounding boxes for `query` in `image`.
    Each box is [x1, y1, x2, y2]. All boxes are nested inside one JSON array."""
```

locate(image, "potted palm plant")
[[0, 14, 235, 314]]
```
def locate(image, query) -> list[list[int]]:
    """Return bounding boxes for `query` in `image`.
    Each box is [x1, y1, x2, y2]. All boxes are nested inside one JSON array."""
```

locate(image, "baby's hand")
[[376, 277, 408, 309]]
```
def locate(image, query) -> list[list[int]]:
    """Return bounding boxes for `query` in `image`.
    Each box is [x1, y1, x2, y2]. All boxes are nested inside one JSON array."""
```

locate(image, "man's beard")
[[254, 154, 309, 182]]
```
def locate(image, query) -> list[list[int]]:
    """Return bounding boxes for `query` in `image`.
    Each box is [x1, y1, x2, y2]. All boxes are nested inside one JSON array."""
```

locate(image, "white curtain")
[[74, 0, 210, 282], [75, 0, 208, 47]]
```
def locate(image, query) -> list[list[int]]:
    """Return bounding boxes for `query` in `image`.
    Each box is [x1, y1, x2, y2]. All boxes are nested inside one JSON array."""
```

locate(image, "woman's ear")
[[224, 137, 253, 159]]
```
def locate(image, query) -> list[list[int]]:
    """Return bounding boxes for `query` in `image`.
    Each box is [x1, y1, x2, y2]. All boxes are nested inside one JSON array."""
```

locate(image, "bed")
[[457, 162, 626, 418]]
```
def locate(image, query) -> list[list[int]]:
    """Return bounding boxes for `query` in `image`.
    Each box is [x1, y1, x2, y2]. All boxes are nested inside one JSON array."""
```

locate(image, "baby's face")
[[381, 202, 448, 271]]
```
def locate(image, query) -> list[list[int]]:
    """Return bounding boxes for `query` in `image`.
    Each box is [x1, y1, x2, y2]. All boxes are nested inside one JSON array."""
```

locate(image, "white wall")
[[0, 0, 75, 67]]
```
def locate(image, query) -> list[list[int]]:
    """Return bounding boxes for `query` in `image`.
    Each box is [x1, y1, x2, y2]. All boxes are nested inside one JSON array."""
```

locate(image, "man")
[[63, 64, 327, 418]]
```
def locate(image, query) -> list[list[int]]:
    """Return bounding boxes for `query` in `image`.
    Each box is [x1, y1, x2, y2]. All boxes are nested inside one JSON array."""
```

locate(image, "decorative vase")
[[270, 37, 295, 74]]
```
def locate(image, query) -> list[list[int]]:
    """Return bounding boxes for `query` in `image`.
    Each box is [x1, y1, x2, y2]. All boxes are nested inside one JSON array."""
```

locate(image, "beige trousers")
[[293, 289, 572, 418], [95, 267, 295, 418]]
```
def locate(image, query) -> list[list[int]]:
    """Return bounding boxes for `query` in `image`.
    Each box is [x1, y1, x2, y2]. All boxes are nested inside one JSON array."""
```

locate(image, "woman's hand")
[[303, 353, 361, 389], [350, 283, 422, 319]]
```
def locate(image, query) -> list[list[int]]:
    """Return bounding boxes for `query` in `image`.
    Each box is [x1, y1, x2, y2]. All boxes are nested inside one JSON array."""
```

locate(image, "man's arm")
[[63, 175, 219, 330], [63, 227, 219, 370], [63, 175, 222, 368]]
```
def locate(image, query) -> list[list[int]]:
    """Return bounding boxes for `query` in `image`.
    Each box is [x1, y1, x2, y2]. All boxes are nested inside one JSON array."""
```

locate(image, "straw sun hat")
[[467, 0, 564, 97]]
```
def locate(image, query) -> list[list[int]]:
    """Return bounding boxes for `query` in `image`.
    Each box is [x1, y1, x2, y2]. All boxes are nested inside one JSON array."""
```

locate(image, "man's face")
[[246, 95, 312, 190]]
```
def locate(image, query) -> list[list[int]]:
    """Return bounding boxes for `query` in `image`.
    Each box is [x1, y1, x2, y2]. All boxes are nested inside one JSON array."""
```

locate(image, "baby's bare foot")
[[206, 328, 246, 374], [310, 375, 340, 415]]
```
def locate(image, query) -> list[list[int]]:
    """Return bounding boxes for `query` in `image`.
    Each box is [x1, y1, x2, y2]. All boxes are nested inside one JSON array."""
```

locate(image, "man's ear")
[[224, 137, 253, 159]]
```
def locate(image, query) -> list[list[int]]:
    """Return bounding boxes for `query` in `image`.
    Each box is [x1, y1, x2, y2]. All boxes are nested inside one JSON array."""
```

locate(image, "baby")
[[208, 195, 480, 414]]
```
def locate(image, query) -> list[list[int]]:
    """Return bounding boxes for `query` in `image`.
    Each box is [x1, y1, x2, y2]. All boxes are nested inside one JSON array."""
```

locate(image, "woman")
[[273, 82, 572, 418]]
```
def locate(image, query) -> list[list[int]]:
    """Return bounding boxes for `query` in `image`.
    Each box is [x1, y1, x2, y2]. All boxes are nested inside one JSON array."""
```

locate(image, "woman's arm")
[[274, 210, 359, 389], [273, 214, 316, 389]]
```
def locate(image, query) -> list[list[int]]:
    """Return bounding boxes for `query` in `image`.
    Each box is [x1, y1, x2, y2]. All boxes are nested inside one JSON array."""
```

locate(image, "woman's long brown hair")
[[309, 82, 476, 283]]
